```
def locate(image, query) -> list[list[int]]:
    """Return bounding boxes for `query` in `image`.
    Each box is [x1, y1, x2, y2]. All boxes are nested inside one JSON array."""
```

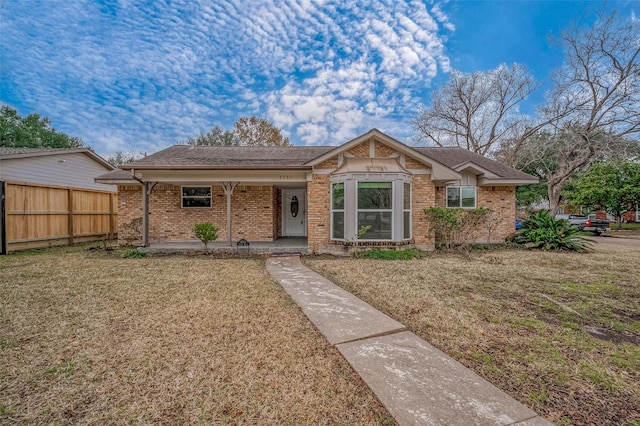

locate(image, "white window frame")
[[446, 186, 476, 209], [181, 186, 212, 208], [357, 181, 393, 241], [403, 182, 411, 240], [331, 182, 345, 240]]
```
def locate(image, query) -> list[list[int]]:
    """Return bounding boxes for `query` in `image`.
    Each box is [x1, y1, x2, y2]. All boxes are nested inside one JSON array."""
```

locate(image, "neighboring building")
[[1, 147, 117, 254], [95, 129, 538, 252], [595, 205, 639, 223], [0, 147, 115, 192]]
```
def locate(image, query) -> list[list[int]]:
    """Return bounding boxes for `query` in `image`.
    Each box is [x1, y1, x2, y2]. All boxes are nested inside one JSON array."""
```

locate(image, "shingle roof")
[[414, 147, 536, 180], [97, 137, 535, 183], [0, 147, 114, 169], [95, 169, 138, 182], [120, 145, 336, 168], [0, 147, 77, 156]]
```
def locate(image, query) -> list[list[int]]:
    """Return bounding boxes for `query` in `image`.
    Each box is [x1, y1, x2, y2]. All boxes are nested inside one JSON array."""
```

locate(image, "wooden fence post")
[[68, 188, 74, 245], [109, 192, 115, 240]]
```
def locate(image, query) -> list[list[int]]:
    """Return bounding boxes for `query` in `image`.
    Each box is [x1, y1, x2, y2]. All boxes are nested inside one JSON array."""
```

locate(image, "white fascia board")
[[139, 169, 308, 184], [478, 177, 539, 186], [453, 161, 499, 178]]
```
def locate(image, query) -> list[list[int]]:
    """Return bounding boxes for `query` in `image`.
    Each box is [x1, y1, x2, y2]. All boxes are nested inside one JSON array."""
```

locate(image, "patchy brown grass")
[[304, 243, 640, 426], [0, 247, 395, 425]]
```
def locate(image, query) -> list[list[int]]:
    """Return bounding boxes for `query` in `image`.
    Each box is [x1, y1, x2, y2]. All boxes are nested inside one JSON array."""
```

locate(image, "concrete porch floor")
[[138, 237, 308, 255]]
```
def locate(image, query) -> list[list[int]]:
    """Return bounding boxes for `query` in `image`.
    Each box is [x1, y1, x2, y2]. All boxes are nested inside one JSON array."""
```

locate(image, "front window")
[[403, 182, 411, 239], [357, 182, 392, 240], [182, 186, 212, 208], [446, 186, 476, 208], [331, 183, 344, 239]]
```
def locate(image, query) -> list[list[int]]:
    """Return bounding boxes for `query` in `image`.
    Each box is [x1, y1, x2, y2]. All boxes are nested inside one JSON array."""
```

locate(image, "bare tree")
[[234, 116, 291, 147], [532, 11, 640, 212], [413, 64, 539, 156], [106, 150, 145, 166]]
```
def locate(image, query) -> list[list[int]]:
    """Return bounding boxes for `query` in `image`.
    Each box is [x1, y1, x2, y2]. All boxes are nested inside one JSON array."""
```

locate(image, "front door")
[[283, 189, 306, 237]]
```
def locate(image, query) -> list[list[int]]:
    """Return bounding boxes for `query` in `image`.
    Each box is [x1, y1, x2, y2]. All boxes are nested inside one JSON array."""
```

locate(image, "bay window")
[[330, 176, 412, 242], [357, 182, 392, 240], [331, 183, 345, 239]]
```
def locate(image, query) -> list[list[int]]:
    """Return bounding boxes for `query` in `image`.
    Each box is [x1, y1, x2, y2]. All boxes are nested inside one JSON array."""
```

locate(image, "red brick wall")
[[348, 142, 370, 157], [375, 141, 395, 157], [307, 174, 331, 253], [117, 184, 277, 243], [412, 174, 436, 248], [477, 186, 516, 242], [431, 185, 516, 243]]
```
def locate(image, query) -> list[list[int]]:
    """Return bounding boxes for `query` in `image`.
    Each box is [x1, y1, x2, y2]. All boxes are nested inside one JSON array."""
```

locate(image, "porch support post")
[[142, 181, 157, 247], [223, 182, 239, 246]]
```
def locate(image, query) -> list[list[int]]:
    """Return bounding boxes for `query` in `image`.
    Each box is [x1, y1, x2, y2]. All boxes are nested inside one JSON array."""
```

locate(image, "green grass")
[[0, 248, 395, 424], [356, 248, 422, 260], [304, 244, 640, 425]]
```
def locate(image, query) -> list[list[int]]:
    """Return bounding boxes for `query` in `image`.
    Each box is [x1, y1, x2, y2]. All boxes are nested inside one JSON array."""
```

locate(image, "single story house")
[[95, 129, 537, 253]]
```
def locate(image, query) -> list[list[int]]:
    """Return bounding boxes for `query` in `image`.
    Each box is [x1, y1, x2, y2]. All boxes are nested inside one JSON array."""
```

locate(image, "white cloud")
[[0, 0, 453, 151]]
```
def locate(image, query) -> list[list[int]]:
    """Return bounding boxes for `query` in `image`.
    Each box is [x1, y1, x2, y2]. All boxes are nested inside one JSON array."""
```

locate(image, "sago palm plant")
[[509, 210, 592, 252]]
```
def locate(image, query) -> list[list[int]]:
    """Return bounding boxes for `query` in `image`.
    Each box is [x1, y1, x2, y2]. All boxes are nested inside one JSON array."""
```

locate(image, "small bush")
[[507, 210, 592, 252], [193, 222, 218, 253], [358, 248, 422, 260], [424, 207, 493, 251], [122, 248, 146, 258]]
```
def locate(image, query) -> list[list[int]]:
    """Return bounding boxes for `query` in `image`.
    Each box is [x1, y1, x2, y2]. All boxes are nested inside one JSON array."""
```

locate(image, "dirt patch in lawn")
[[0, 248, 395, 425], [304, 244, 640, 426]]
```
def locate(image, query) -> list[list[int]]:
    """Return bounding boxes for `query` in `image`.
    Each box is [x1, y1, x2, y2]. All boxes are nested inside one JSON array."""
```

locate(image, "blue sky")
[[1, 1, 637, 156]]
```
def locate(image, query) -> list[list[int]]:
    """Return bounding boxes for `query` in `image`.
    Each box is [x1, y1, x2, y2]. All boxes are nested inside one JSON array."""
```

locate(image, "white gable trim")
[[453, 161, 500, 178]]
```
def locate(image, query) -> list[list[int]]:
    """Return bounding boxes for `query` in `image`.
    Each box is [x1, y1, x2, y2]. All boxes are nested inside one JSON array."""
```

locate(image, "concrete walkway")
[[266, 256, 553, 426]]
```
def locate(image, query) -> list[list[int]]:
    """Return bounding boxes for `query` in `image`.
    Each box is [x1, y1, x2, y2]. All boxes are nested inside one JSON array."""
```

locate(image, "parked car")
[[515, 218, 524, 230], [554, 214, 610, 235]]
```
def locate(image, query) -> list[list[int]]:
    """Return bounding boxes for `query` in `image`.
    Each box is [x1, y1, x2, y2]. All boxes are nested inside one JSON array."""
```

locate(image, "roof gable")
[[413, 147, 537, 183], [305, 129, 461, 181]]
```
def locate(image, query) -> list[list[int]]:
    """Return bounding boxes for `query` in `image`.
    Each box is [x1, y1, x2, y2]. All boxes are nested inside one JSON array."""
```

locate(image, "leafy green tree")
[[0, 105, 84, 148], [562, 160, 640, 229], [186, 125, 239, 146]]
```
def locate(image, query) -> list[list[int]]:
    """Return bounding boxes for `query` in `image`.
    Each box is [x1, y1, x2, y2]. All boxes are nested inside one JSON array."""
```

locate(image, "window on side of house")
[[446, 186, 476, 208], [331, 182, 345, 239], [403, 182, 411, 239], [182, 186, 212, 208], [357, 181, 392, 240]]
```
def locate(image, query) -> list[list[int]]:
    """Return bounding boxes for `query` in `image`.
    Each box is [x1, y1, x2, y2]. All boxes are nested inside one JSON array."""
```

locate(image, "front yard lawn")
[[305, 244, 640, 426], [0, 248, 395, 424]]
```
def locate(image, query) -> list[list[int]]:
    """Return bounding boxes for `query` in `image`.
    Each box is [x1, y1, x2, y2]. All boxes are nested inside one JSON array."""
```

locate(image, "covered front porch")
[[139, 237, 309, 255], [129, 168, 310, 247]]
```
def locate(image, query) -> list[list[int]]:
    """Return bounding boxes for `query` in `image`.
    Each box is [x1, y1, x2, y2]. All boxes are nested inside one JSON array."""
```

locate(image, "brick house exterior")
[[96, 129, 537, 252]]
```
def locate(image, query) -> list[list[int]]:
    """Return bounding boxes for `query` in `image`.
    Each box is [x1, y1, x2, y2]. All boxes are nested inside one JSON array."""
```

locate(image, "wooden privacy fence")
[[1, 181, 117, 253]]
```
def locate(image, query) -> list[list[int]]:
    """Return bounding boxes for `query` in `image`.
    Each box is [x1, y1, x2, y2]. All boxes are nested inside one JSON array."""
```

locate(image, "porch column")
[[223, 182, 239, 246], [141, 182, 157, 247]]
